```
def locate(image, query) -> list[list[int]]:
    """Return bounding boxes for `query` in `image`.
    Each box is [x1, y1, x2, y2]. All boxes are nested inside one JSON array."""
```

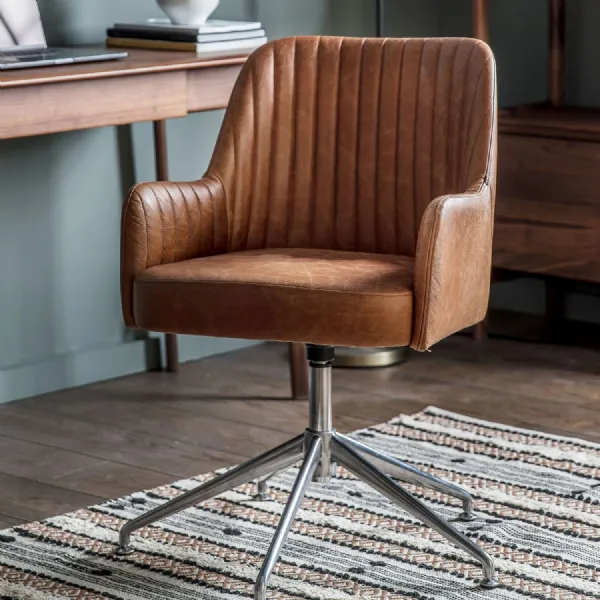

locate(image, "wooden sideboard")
[[495, 106, 600, 282], [473, 0, 600, 287]]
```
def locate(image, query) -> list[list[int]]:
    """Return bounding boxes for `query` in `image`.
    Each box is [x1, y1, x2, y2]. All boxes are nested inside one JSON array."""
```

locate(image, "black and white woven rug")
[[1, 406, 599, 600]]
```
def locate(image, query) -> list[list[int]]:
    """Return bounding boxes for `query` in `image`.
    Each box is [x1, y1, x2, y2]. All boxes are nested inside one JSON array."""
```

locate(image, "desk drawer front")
[[0, 71, 187, 139], [186, 64, 242, 112]]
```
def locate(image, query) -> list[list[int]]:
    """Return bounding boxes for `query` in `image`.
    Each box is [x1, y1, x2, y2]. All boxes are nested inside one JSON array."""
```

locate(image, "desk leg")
[[288, 343, 309, 400], [473, 319, 488, 342], [544, 278, 567, 342], [473, 266, 498, 342], [153, 120, 179, 373]]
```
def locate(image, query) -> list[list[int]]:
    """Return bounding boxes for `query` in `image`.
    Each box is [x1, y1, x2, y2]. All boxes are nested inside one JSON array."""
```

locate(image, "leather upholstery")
[[135, 249, 414, 347], [121, 36, 497, 350]]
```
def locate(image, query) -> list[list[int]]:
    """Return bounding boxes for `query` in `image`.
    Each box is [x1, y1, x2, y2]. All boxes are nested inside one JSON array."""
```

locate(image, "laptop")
[[0, 0, 127, 70]]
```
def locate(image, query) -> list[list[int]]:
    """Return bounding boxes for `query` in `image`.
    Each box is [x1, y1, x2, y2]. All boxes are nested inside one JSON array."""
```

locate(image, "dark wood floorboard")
[[0, 514, 23, 529], [1, 336, 600, 528], [0, 472, 103, 523]]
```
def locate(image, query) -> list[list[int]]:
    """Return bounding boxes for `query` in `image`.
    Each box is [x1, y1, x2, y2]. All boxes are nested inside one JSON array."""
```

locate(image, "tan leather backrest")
[[207, 36, 496, 257]]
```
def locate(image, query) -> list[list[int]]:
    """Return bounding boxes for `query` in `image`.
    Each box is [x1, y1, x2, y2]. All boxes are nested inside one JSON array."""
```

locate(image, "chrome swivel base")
[[115, 345, 499, 598]]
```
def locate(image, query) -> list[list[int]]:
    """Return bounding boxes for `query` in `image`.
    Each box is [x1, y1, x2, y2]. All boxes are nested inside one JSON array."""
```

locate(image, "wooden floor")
[[1, 335, 600, 530]]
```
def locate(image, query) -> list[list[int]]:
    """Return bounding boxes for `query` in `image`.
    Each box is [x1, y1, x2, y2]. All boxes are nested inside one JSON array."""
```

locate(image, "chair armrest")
[[410, 184, 494, 352], [121, 177, 227, 328]]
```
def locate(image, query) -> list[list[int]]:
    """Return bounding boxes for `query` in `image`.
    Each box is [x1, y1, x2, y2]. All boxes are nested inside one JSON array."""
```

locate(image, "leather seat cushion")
[[133, 248, 415, 348]]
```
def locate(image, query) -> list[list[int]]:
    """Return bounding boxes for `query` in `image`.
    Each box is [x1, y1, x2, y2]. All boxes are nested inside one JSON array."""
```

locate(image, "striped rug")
[[1, 406, 599, 600]]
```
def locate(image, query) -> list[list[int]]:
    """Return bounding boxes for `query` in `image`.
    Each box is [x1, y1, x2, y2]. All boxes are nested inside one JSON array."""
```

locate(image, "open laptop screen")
[[0, 0, 46, 49]]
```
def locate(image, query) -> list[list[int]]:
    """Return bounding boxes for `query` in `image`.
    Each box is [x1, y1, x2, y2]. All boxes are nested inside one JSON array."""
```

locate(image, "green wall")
[[329, 0, 439, 37], [440, 0, 549, 107]]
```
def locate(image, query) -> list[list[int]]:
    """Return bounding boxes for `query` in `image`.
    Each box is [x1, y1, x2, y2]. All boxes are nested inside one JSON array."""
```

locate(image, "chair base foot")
[[312, 475, 330, 483], [252, 492, 271, 501], [458, 511, 477, 522], [480, 578, 500, 589], [115, 545, 134, 556]]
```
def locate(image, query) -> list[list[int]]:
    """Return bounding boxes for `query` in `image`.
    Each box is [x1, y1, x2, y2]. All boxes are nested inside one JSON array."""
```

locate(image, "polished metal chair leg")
[[254, 436, 322, 600], [116, 434, 304, 554], [337, 433, 475, 521], [331, 435, 499, 589], [117, 345, 498, 595], [255, 476, 270, 500]]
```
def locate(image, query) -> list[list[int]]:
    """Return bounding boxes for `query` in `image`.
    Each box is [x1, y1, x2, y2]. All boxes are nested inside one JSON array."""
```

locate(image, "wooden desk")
[[0, 49, 245, 138]]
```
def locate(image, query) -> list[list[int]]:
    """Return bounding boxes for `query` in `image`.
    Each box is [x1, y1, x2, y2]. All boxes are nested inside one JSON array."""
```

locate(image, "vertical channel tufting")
[[287, 38, 318, 248], [204, 36, 495, 259], [376, 39, 403, 255], [426, 43, 442, 223], [453, 42, 476, 194], [283, 38, 298, 248], [443, 41, 457, 202], [354, 38, 369, 252], [244, 53, 267, 250], [203, 180, 216, 255], [163, 186, 176, 264], [192, 183, 202, 255], [395, 40, 422, 256], [153, 187, 165, 265], [332, 37, 343, 249], [263, 43, 277, 249], [225, 60, 255, 252], [463, 54, 491, 188], [373, 38, 386, 254], [194, 181, 207, 256], [172, 184, 189, 261], [393, 41, 406, 255], [335, 38, 364, 251], [264, 39, 294, 248], [414, 40, 441, 237], [356, 38, 383, 254], [458, 47, 483, 190], [434, 40, 460, 202], [465, 58, 493, 189], [311, 37, 343, 249], [411, 40, 426, 245], [241, 68, 255, 251], [307, 37, 321, 247], [246, 43, 275, 250]]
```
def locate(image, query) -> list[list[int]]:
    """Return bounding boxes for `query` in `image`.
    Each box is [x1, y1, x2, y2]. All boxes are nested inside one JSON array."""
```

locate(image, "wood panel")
[[186, 64, 242, 112], [493, 133, 600, 282], [499, 105, 600, 142], [289, 343, 309, 399], [472, 0, 490, 42], [0, 514, 22, 529], [0, 472, 103, 523], [0, 71, 187, 139], [549, 0, 565, 107], [0, 48, 247, 89]]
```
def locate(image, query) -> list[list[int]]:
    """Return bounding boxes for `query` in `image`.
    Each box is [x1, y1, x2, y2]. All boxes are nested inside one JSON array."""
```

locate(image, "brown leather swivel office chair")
[[119, 36, 498, 598]]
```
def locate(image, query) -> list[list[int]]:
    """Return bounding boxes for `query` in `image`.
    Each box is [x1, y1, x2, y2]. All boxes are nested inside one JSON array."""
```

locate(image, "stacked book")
[[106, 19, 267, 57]]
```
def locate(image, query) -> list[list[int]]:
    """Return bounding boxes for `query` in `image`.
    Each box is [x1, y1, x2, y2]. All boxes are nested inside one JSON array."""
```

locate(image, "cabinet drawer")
[[494, 134, 600, 282]]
